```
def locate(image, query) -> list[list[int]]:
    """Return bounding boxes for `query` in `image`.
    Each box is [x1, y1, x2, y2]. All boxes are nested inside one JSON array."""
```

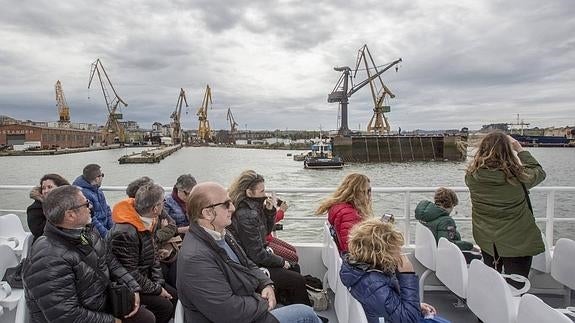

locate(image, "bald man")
[[177, 182, 320, 323]]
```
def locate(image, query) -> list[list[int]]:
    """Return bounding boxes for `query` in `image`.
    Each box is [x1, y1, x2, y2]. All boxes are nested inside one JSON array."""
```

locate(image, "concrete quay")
[[118, 144, 182, 164], [0, 144, 122, 156]]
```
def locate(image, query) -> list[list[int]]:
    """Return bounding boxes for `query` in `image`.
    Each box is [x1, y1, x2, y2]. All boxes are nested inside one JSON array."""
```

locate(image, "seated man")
[[177, 182, 320, 323], [72, 163, 113, 237], [23, 185, 154, 323], [164, 174, 197, 234]]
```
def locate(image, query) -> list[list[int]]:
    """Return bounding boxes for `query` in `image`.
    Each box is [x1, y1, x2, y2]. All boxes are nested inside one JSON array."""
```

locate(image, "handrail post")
[[545, 190, 555, 247], [404, 191, 412, 244]]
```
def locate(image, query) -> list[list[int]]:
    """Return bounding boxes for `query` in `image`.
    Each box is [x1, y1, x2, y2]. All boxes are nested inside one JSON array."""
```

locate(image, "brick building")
[[0, 124, 101, 149]]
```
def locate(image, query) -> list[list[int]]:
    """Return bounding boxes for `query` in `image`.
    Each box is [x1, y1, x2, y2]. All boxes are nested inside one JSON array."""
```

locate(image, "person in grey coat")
[[177, 182, 320, 323]]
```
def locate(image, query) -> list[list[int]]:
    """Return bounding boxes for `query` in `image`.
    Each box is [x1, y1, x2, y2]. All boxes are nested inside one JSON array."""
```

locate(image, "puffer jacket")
[[26, 186, 45, 241], [164, 192, 188, 227], [73, 176, 113, 238], [228, 198, 283, 268], [465, 151, 546, 257], [415, 200, 474, 251], [177, 222, 278, 323], [340, 257, 423, 323], [108, 198, 164, 295], [328, 202, 362, 253], [24, 221, 140, 323]]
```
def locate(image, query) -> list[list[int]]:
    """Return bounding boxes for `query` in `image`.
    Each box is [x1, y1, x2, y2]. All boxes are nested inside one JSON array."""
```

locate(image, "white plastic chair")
[[174, 300, 184, 323], [326, 230, 340, 293], [20, 234, 33, 261], [322, 222, 336, 290], [531, 232, 552, 274], [517, 293, 571, 323], [0, 214, 31, 256], [14, 291, 29, 323], [467, 259, 521, 323], [550, 238, 575, 306], [414, 223, 439, 301], [436, 238, 468, 299], [334, 257, 349, 323], [348, 294, 369, 323], [1, 245, 24, 313]]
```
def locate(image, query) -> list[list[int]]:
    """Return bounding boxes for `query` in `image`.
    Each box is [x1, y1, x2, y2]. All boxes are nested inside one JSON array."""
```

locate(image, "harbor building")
[[0, 124, 101, 149]]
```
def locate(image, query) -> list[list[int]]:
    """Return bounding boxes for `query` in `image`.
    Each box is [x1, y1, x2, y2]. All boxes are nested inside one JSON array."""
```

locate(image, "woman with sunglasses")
[[228, 170, 312, 306], [26, 173, 69, 241], [316, 173, 373, 253]]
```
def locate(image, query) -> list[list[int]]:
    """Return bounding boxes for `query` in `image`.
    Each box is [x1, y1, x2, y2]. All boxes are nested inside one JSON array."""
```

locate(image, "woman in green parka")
[[465, 131, 546, 288]]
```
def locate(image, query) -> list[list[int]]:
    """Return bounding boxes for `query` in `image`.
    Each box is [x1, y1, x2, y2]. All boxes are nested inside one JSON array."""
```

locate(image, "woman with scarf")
[[164, 174, 197, 234]]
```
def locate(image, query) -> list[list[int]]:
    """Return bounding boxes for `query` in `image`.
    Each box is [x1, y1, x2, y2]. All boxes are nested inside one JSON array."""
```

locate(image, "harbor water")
[[0, 146, 573, 242]]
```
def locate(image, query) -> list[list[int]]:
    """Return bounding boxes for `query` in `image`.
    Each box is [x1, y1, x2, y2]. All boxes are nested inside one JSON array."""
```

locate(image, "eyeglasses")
[[70, 200, 92, 211], [97, 173, 105, 178], [204, 199, 233, 210]]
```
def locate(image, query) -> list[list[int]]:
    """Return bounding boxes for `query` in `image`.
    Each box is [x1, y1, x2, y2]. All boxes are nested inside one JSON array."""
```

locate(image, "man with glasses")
[[177, 182, 320, 323], [24, 185, 155, 323], [73, 163, 113, 237], [164, 174, 197, 234]]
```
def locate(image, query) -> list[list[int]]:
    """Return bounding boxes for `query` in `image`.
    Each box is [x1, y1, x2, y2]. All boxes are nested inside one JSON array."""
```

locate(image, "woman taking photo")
[[26, 173, 69, 241], [465, 131, 546, 288], [228, 170, 311, 306], [340, 218, 440, 323], [316, 173, 373, 253]]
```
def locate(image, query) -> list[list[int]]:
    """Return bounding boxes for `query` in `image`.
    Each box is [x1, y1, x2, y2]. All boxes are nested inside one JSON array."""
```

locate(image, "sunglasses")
[[97, 173, 105, 178], [70, 200, 92, 211], [204, 199, 233, 210]]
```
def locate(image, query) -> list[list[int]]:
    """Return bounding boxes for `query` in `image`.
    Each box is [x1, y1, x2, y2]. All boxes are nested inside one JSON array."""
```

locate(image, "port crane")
[[88, 59, 128, 145], [226, 108, 239, 144], [196, 85, 213, 142], [508, 114, 530, 135], [55, 80, 71, 127], [171, 88, 188, 144], [328, 44, 401, 135], [354, 45, 398, 134]]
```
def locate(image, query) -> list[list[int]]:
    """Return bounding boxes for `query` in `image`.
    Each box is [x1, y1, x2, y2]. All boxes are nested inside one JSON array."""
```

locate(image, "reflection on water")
[[0, 146, 573, 242]]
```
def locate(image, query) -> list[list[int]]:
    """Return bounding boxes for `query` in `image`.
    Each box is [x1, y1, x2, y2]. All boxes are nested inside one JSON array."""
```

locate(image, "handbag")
[[158, 235, 183, 263], [306, 285, 329, 311], [2, 261, 25, 289], [107, 281, 135, 318]]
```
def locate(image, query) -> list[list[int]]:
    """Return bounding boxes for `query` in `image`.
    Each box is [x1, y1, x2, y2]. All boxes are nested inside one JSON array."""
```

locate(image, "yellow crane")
[[353, 45, 399, 134], [196, 85, 212, 142], [88, 59, 128, 145], [55, 80, 71, 127], [171, 88, 188, 144]]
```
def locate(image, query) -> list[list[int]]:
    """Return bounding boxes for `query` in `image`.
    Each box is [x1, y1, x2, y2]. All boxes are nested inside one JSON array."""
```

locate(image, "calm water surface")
[[1, 147, 573, 242]]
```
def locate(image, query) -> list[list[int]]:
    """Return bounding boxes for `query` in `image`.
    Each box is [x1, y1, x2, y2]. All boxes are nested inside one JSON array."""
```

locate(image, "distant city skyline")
[[1, 0, 574, 131]]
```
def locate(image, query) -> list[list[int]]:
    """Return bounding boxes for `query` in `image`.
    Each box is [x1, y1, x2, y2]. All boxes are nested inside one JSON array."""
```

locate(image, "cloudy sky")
[[1, 0, 574, 132]]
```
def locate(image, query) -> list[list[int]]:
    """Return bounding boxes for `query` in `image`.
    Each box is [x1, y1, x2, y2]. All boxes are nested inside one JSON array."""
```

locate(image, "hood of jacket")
[[112, 198, 148, 232], [72, 175, 98, 192], [340, 258, 372, 289], [29, 186, 43, 202], [414, 200, 450, 223], [468, 168, 511, 186]]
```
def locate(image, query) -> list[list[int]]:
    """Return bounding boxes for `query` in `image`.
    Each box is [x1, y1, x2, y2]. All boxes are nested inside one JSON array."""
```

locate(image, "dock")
[[118, 144, 183, 164], [0, 144, 122, 157]]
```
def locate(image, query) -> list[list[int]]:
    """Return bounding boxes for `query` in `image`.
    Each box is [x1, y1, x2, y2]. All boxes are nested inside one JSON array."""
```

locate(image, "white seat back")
[[322, 222, 332, 268], [415, 223, 437, 270], [348, 295, 369, 323], [436, 238, 468, 299], [517, 293, 571, 323], [0, 215, 29, 255], [551, 238, 575, 290], [174, 300, 184, 323], [21, 234, 33, 261], [0, 245, 19, 279], [14, 291, 29, 323], [467, 259, 519, 323], [532, 233, 552, 273], [334, 257, 349, 323], [326, 227, 340, 293]]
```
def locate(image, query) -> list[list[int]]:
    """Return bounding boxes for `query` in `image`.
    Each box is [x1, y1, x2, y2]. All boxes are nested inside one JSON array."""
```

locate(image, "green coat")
[[465, 151, 546, 257], [415, 200, 474, 251]]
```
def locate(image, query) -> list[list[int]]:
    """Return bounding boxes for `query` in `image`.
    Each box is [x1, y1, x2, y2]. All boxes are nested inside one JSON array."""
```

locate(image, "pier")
[[118, 144, 182, 164]]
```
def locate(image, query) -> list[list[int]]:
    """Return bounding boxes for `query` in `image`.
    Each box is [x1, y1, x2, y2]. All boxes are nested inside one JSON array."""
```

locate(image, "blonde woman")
[[465, 131, 546, 288], [340, 218, 440, 323], [316, 173, 373, 253]]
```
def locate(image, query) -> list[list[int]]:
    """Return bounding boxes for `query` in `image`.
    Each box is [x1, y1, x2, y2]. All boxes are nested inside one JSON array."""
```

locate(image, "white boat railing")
[[1, 185, 574, 247]]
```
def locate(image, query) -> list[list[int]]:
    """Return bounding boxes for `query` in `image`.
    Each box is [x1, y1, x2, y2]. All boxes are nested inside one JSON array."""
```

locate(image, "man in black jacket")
[[177, 182, 320, 323], [23, 185, 154, 323]]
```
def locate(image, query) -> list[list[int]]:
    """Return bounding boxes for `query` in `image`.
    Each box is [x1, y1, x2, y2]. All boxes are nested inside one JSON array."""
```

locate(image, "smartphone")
[[380, 213, 395, 223], [276, 199, 284, 207]]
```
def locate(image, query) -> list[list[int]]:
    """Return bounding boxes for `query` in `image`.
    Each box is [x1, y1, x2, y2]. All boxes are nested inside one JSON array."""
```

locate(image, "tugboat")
[[303, 141, 344, 169]]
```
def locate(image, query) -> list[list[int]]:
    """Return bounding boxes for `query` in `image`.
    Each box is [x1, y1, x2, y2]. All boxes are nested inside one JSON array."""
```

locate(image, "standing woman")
[[465, 131, 546, 288], [316, 173, 373, 253], [26, 174, 69, 241], [228, 170, 311, 306]]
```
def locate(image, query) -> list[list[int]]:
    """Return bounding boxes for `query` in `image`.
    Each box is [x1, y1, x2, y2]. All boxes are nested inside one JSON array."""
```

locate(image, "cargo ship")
[[510, 134, 572, 147]]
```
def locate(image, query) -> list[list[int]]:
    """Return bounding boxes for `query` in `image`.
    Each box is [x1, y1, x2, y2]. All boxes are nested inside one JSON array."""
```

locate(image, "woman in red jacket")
[[316, 173, 373, 253]]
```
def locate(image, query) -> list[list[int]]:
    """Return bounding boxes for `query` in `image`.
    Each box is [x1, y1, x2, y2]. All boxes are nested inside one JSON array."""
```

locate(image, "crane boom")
[[196, 85, 213, 142], [88, 59, 128, 145], [171, 88, 188, 144], [55, 80, 71, 127], [226, 107, 239, 144]]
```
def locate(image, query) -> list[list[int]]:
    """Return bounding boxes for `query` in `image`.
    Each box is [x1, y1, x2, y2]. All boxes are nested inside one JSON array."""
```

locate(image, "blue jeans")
[[270, 304, 320, 323]]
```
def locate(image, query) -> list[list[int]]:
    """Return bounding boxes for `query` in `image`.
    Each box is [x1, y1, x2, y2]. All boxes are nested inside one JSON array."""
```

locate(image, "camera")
[[276, 199, 284, 207]]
